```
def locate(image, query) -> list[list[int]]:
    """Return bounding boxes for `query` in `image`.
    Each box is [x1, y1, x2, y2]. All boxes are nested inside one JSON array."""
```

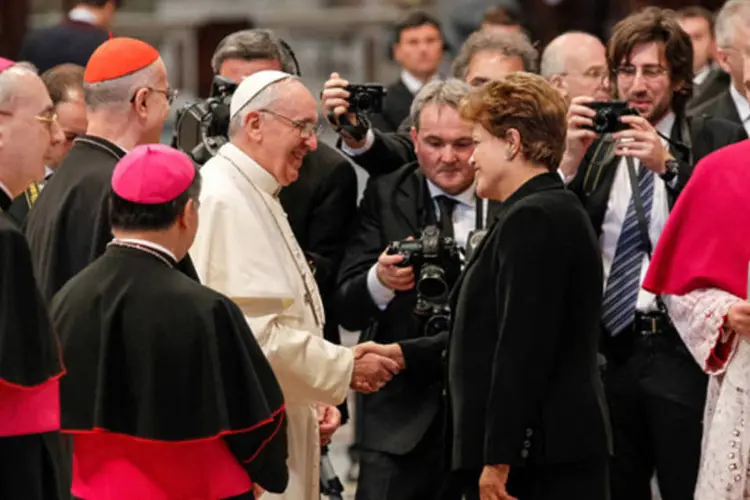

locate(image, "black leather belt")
[[633, 310, 670, 336]]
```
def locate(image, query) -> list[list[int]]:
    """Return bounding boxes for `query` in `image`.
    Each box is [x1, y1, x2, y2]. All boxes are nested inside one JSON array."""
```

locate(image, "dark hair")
[[482, 5, 524, 27], [109, 168, 201, 231], [41, 64, 84, 106], [80, 0, 123, 7], [393, 10, 442, 45], [460, 72, 568, 172], [608, 7, 693, 116], [677, 6, 715, 36]]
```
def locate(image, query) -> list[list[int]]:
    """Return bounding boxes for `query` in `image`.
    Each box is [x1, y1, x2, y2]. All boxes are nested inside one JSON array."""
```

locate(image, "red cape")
[[643, 139, 750, 298]]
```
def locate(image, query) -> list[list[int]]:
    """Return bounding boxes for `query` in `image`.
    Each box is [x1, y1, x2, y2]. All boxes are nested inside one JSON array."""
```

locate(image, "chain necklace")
[[107, 239, 175, 268], [218, 152, 323, 327]]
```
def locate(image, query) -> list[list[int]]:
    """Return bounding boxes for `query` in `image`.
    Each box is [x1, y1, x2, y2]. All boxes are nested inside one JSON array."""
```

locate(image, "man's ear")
[[549, 74, 569, 100], [715, 48, 732, 74], [409, 126, 419, 154]]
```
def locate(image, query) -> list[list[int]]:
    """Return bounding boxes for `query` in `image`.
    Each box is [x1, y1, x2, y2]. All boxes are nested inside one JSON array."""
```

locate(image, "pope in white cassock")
[[190, 70, 402, 500]]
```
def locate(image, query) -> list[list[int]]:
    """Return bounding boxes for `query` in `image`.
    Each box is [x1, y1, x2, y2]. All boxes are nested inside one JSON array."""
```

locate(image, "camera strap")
[[625, 156, 670, 317]]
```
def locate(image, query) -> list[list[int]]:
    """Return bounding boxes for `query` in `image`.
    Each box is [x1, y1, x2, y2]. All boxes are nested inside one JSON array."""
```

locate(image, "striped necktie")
[[601, 164, 654, 336]]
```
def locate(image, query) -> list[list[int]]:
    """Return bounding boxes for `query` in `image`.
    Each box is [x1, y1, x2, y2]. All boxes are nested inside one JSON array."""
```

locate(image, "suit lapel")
[[392, 165, 423, 236]]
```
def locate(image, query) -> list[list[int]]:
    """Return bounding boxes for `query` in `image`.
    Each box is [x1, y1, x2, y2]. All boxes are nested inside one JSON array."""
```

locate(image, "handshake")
[[349, 342, 405, 393]]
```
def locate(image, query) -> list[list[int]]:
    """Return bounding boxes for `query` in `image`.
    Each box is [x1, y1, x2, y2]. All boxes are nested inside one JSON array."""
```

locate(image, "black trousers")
[[602, 324, 707, 500], [439, 458, 608, 500], [355, 417, 449, 500]]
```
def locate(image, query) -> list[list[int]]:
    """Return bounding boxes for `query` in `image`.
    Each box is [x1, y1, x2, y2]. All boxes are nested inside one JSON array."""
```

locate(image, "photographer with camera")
[[321, 30, 537, 179], [559, 8, 745, 500], [336, 79, 499, 500]]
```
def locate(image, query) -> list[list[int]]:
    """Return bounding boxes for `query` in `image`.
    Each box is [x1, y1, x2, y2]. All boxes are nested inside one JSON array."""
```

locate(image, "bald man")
[[541, 31, 610, 102]]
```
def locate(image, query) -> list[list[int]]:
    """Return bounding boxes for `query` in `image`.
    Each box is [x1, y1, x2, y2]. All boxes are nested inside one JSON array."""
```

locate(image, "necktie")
[[601, 164, 655, 336], [435, 195, 457, 239]]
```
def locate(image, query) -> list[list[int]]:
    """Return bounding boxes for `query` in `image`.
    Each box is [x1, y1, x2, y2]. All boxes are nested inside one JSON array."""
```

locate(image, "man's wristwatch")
[[660, 157, 679, 182]]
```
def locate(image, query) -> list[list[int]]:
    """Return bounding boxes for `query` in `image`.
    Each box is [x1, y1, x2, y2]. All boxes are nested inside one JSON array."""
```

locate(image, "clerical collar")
[[425, 178, 476, 207], [68, 7, 99, 26], [218, 143, 281, 197], [74, 135, 128, 161], [108, 238, 178, 267]]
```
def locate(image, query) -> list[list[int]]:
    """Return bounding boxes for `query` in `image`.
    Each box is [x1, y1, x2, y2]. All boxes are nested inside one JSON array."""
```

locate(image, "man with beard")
[[321, 29, 538, 177], [559, 7, 746, 500], [25, 37, 197, 305], [0, 62, 67, 500]]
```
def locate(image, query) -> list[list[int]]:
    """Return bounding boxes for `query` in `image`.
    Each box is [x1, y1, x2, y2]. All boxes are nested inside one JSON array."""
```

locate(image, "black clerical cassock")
[[24, 135, 199, 304], [0, 188, 67, 500], [50, 144, 288, 500]]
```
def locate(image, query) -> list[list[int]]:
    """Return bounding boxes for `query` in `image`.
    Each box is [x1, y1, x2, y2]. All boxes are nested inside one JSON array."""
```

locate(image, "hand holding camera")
[[375, 250, 415, 292], [321, 73, 386, 148], [611, 115, 670, 175]]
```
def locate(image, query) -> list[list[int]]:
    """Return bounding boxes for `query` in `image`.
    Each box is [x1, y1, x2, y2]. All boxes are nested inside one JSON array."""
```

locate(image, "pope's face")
[[258, 80, 318, 186]]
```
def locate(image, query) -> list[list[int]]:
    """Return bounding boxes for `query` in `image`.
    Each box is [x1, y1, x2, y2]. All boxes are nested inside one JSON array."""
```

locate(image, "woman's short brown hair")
[[607, 7, 693, 116], [459, 72, 567, 172]]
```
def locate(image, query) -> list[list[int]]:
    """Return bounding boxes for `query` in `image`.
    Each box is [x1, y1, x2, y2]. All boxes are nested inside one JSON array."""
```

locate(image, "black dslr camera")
[[345, 83, 386, 114], [386, 226, 461, 337], [583, 101, 639, 134], [172, 75, 238, 165]]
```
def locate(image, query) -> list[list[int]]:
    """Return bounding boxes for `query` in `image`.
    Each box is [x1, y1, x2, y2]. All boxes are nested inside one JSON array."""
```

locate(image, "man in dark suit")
[[688, 1, 750, 137], [677, 7, 717, 96], [559, 8, 747, 500], [210, 28, 358, 416], [9, 63, 87, 224], [337, 79, 497, 500], [18, 1, 120, 74], [322, 29, 538, 178], [369, 11, 444, 133]]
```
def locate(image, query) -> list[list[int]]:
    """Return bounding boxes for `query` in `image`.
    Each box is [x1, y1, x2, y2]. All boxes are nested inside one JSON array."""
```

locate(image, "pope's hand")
[[317, 403, 342, 446]]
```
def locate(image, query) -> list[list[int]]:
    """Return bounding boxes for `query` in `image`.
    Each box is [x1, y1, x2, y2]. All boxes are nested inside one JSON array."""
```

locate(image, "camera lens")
[[355, 93, 372, 111], [593, 111, 610, 133], [418, 264, 448, 300]]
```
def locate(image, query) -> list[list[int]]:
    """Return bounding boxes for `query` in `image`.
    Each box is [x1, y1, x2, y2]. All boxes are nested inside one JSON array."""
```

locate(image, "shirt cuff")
[[558, 169, 575, 186], [340, 128, 375, 157], [366, 264, 395, 311]]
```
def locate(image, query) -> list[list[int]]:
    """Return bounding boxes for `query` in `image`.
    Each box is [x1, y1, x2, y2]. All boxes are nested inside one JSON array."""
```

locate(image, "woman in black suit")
[[446, 73, 611, 500]]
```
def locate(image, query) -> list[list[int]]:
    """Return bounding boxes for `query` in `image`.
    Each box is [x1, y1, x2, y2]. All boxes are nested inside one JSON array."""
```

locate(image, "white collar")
[[694, 65, 711, 85], [219, 143, 281, 197], [0, 180, 11, 200], [114, 238, 178, 262], [730, 85, 750, 122], [68, 6, 99, 25], [400, 70, 439, 96], [654, 111, 676, 139], [44, 166, 54, 180], [425, 178, 476, 207]]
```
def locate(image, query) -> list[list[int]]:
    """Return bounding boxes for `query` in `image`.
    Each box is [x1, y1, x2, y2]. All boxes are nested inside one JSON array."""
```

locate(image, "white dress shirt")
[[366, 180, 477, 310], [729, 85, 750, 137], [400, 70, 439, 96], [600, 112, 675, 313], [694, 65, 711, 86], [68, 6, 98, 24]]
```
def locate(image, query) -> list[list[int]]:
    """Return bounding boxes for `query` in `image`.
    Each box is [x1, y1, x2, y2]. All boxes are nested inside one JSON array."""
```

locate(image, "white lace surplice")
[[665, 289, 750, 499]]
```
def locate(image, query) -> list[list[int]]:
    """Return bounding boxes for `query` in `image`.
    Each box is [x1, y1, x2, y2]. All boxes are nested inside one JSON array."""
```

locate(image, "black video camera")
[[345, 83, 386, 114], [172, 75, 238, 165], [386, 226, 461, 336], [583, 101, 639, 134]]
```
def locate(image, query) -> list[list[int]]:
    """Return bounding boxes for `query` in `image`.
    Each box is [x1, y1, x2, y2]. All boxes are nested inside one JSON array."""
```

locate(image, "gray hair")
[[211, 29, 297, 75], [451, 30, 539, 79], [715, 0, 750, 48], [83, 59, 162, 111], [227, 76, 297, 137], [0, 63, 39, 109], [409, 79, 472, 130]]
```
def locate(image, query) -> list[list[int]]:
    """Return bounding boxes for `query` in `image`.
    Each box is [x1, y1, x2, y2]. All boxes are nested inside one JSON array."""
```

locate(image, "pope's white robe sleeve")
[[190, 181, 354, 406]]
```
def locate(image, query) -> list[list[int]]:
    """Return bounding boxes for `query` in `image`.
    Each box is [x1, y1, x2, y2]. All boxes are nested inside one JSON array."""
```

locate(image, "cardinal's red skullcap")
[[0, 58, 14, 72], [84, 37, 159, 83], [112, 144, 196, 204]]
